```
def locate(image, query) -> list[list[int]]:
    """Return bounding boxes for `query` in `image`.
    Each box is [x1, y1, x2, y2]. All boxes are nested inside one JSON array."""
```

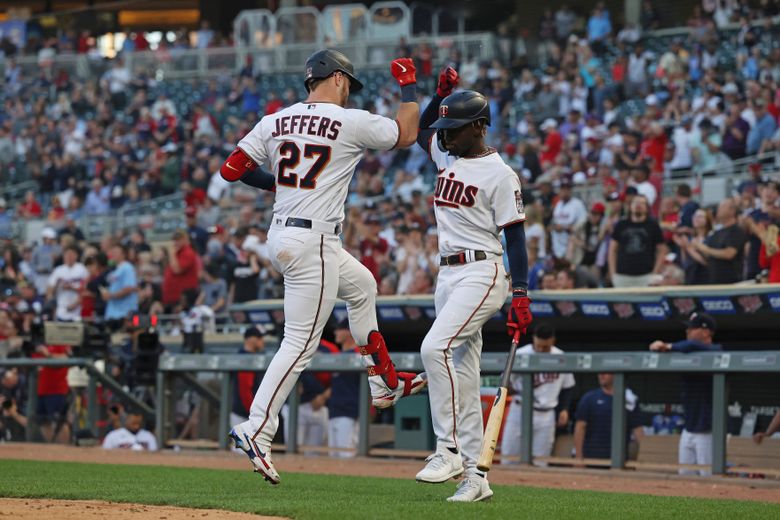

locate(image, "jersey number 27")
[[277, 142, 331, 189]]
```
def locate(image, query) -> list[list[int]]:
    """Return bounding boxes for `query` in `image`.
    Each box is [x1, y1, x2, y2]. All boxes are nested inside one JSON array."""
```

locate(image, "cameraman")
[[1, 368, 28, 441], [0, 397, 27, 442]]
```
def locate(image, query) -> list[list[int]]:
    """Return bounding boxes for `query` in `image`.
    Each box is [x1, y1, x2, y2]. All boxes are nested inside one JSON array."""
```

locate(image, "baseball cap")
[[540, 118, 558, 131], [559, 177, 573, 188], [591, 202, 606, 214], [686, 312, 715, 331], [645, 94, 658, 106], [365, 215, 381, 225], [42, 228, 57, 240], [686, 312, 716, 331], [334, 318, 350, 331], [607, 191, 621, 202], [625, 186, 639, 196], [244, 325, 267, 339], [208, 224, 225, 235]]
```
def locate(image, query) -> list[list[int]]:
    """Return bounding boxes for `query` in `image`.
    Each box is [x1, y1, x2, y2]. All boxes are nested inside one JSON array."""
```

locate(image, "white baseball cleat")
[[415, 448, 464, 483], [371, 372, 427, 409], [229, 422, 281, 485], [447, 477, 494, 502]]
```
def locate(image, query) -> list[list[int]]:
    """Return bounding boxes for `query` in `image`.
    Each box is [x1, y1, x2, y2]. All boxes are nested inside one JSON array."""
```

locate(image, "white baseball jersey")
[[237, 102, 400, 224], [48, 262, 88, 321], [509, 344, 575, 409], [102, 427, 158, 451], [430, 136, 526, 256]]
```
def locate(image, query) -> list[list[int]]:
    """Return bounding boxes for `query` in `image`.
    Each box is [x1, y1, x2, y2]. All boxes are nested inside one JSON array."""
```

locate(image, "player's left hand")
[[557, 409, 569, 428], [507, 290, 532, 338], [391, 58, 417, 86]]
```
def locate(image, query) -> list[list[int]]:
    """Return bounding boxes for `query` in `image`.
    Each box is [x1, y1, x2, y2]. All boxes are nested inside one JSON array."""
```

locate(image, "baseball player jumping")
[[414, 68, 532, 502], [219, 49, 425, 485]]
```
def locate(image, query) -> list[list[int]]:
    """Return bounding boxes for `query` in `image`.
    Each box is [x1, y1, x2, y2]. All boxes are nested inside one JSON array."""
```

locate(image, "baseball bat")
[[477, 330, 521, 472]]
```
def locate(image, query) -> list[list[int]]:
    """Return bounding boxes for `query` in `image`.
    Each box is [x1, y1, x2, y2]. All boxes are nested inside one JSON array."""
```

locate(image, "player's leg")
[[678, 429, 697, 476], [328, 416, 357, 458], [453, 329, 488, 476], [231, 229, 339, 484], [499, 402, 521, 464], [695, 432, 713, 476], [335, 247, 424, 407], [532, 411, 556, 466], [418, 262, 507, 484]]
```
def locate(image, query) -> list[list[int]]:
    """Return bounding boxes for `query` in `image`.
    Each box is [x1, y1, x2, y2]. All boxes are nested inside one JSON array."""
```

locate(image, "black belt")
[[284, 217, 342, 235], [440, 250, 487, 266]]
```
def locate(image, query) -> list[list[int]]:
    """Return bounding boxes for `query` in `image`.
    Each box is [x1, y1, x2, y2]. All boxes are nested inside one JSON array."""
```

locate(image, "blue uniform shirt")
[[575, 388, 641, 459], [327, 370, 361, 419], [671, 339, 722, 433], [105, 261, 139, 320]]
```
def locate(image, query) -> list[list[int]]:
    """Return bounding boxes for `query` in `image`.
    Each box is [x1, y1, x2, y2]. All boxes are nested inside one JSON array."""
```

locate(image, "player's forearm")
[[419, 94, 443, 130], [240, 168, 276, 191], [504, 222, 529, 291], [765, 411, 780, 436], [574, 422, 586, 458], [395, 101, 420, 148]]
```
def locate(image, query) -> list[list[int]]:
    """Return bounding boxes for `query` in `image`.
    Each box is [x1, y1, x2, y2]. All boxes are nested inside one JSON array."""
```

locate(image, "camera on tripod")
[[43, 321, 110, 357]]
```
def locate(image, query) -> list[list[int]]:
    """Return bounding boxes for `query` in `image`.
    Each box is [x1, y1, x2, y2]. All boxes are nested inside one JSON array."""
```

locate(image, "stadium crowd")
[[1, 2, 780, 447]]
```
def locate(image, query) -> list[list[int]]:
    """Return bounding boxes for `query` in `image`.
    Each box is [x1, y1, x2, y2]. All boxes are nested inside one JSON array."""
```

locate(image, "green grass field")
[[0, 459, 778, 519]]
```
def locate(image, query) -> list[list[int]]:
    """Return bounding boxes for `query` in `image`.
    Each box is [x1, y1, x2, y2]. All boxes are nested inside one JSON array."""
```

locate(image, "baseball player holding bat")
[[414, 68, 532, 502], [219, 49, 426, 485]]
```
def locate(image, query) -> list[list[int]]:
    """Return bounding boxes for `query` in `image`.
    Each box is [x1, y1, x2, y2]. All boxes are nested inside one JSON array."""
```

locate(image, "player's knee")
[[420, 337, 444, 365]]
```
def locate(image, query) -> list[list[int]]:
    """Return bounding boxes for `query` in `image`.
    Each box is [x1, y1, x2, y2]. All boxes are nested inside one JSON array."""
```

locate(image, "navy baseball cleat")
[[229, 422, 281, 485]]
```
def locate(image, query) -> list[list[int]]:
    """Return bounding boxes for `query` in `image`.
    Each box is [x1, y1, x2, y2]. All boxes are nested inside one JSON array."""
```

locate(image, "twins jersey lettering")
[[509, 344, 575, 409], [429, 135, 526, 257], [238, 102, 400, 223], [48, 262, 89, 321]]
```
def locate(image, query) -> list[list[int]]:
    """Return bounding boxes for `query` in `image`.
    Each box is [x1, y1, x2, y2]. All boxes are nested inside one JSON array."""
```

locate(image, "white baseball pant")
[[328, 416, 358, 458], [678, 429, 712, 476], [499, 404, 556, 465], [245, 223, 382, 453], [421, 259, 509, 476]]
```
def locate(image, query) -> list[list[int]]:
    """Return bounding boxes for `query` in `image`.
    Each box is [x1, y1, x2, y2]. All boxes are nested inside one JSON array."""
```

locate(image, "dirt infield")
[[0, 498, 284, 519], [1, 443, 779, 504]]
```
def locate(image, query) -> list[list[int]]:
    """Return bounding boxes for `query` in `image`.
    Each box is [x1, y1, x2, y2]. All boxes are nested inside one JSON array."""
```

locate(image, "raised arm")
[[417, 67, 459, 152], [390, 58, 420, 148]]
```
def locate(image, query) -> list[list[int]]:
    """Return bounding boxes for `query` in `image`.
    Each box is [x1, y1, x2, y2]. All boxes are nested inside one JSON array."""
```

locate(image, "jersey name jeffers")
[[434, 170, 479, 209], [271, 114, 342, 140]]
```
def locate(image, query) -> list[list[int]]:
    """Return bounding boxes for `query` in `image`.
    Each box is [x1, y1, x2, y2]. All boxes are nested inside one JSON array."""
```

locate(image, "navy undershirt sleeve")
[[417, 93, 443, 150], [504, 222, 529, 291], [240, 168, 276, 191]]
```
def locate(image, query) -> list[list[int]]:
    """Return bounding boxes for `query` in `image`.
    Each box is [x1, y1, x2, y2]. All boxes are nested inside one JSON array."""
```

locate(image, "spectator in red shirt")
[[759, 226, 780, 283], [264, 92, 283, 115], [640, 122, 668, 174], [32, 344, 72, 443], [539, 118, 562, 166], [162, 230, 200, 309], [359, 215, 389, 284], [17, 191, 42, 219], [232, 326, 267, 425]]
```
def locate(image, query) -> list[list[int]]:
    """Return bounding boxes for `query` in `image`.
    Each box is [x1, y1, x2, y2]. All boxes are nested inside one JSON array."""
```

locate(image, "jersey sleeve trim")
[[390, 119, 401, 150], [498, 218, 527, 230]]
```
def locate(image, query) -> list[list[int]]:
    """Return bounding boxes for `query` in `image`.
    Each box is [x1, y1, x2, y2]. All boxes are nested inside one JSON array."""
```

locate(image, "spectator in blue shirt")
[[574, 373, 643, 464], [0, 198, 13, 239], [747, 99, 777, 154], [649, 312, 722, 476], [587, 5, 612, 54], [84, 178, 111, 216], [103, 244, 139, 328]]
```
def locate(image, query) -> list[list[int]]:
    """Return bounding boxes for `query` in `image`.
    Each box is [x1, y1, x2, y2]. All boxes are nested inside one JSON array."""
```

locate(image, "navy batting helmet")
[[431, 90, 490, 129], [304, 49, 364, 93]]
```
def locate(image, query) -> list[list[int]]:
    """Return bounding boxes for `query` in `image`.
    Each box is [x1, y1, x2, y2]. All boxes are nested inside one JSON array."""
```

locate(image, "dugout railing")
[[155, 350, 780, 476]]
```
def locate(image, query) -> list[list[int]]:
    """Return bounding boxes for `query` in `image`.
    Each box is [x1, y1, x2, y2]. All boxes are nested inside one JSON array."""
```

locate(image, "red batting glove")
[[507, 291, 532, 338], [436, 66, 459, 98], [391, 58, 417, 86]]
